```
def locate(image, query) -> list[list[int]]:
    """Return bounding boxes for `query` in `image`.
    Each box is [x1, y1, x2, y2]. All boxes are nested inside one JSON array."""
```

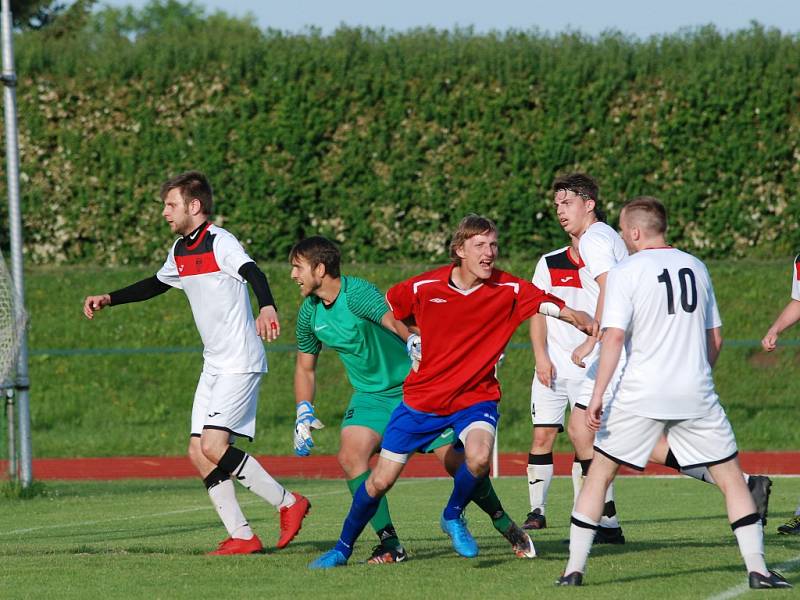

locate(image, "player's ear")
[[585, 198, 596, 214], [455, 243, 466, 260], [314, 262, 326, 278]]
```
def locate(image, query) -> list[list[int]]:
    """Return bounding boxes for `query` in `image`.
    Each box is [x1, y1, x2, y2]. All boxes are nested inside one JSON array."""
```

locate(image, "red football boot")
[[276, 493, 311, 549], [207, 534, 264, 555]]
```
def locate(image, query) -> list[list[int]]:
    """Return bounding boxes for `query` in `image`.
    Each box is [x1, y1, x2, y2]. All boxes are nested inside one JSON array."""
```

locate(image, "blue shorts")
[[380, 401, 500, 462]]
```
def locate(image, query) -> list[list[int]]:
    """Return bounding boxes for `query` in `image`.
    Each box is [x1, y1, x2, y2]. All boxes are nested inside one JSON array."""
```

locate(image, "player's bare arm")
[[380, 310, 413, 342], [586, 327, 624, 431], [571, 271, 606, 367], [707, 327, 723, 367], [761, 299, 800, 352], [555, 306, 599, 337], [82, 294, 111, 319], [529, 314, 555, 387]]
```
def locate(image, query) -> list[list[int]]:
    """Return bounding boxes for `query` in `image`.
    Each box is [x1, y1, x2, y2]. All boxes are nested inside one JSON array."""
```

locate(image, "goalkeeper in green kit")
[[289, 236, 535, 564]]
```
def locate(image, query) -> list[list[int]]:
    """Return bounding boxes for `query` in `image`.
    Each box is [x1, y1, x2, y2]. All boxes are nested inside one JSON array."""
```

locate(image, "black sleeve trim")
[[109, 275, 170, 306], [238, 261, 276, 310]]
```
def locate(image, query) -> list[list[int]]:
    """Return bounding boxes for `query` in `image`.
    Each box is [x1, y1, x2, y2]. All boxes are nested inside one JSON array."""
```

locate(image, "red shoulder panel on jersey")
[[795, 255, 800, 280], [176, 252, 220, 277]]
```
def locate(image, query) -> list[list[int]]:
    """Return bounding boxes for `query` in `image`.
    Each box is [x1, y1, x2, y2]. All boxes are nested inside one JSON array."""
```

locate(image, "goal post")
[[1, 0, 32, 486]]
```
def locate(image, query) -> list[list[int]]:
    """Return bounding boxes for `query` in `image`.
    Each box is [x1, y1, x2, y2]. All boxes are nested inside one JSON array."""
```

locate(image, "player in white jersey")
[[83, 171, 310, 555], [524, 235, 598, 530], [559, 197, 790, 589], [551, 172, 627, 542], [762, 254, 800, 535]]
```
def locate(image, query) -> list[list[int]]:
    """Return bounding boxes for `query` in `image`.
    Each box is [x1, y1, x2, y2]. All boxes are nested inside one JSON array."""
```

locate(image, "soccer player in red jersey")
[[309, 214, 597, 569]]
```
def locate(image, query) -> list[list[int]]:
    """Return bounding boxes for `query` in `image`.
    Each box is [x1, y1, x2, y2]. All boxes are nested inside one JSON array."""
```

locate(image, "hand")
[[294, 401, 325, 456], [535, 357, 555, 387], [761, 330, 778, 352], [83, 294, 111, 319], [571, 337, 598, 368], [256, 305, 280, 342], [585, 395, 603, 432], [406, 333, 422, 372]]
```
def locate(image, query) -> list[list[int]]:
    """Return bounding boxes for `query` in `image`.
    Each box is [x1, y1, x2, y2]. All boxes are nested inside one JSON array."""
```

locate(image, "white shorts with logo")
[[190, 372, 263, 441], [576, 356, 624, 409], [593, 401, 738, 471], [531, 376, 585, 431]]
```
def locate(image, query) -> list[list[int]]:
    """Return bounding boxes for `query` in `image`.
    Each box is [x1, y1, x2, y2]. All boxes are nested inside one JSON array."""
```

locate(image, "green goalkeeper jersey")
[[295, 275, 410, 393]]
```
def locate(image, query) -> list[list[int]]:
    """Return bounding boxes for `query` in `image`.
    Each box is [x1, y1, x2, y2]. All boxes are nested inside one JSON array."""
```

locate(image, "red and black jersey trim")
[[175, 222, 220, 277], [794, 254, 800, 280], [545, 248, 584, 289]]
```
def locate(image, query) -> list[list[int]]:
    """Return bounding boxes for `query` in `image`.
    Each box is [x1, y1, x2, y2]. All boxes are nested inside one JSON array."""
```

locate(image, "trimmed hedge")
[[4, 9, 800, 263]]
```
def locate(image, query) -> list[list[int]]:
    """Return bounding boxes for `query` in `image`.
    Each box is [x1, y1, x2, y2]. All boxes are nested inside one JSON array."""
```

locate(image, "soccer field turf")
[[2, 477, 799, 599]]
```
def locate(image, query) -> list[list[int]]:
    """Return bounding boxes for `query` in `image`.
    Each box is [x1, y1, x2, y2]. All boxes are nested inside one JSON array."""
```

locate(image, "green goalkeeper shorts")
[[341, 387, 454, 453]]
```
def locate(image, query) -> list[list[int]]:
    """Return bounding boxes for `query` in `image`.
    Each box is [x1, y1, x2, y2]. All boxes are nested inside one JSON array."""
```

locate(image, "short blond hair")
[[449, 214, 498, 265]]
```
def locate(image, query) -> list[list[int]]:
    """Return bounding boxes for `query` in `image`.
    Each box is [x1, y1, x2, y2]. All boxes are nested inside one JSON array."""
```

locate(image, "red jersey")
[[386, 264, 565, 415]]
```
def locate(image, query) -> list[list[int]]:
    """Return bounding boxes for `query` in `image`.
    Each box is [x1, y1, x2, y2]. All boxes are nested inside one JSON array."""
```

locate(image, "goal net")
[[0, 247, 25, 386]]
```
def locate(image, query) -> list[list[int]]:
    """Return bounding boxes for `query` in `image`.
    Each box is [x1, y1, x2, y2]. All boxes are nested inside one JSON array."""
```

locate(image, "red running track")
[[2, 452, 798, 480]]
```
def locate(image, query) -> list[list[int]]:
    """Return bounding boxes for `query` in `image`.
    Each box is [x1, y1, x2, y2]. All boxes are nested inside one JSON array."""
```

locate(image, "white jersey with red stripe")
[[532, 246, 597, 380], [602, 247, 722, 419], [156, 223, 267, 375], [386, 264, 564, 415]]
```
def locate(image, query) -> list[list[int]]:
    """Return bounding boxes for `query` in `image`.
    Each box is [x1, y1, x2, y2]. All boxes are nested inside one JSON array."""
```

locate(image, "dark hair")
[[552, 172, 606, 223], [160, 171, 214, 216], [289, 236, 341, 278], [622, 196, 667, 234], [449, 214, 498, 265]]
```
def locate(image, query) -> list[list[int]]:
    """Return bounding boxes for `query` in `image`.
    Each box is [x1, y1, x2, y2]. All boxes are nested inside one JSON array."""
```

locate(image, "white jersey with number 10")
[[602, 247, 722, 420]]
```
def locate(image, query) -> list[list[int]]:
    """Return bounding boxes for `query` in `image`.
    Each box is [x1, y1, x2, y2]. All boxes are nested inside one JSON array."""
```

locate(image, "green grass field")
[[16, 259, 800, 458], [2, 476, 800, 599]]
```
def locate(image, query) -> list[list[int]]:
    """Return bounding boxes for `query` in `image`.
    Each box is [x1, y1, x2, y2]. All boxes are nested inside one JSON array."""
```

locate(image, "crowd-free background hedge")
[[4, 2, 799, 264]]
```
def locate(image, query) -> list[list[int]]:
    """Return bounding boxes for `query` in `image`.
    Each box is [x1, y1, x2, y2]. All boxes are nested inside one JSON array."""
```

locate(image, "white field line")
[[707, 555, 800, 600], [0, 487, 356, 537]]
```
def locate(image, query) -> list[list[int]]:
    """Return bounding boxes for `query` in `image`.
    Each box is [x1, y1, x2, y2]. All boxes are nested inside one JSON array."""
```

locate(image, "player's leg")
[[672, 408, 791, 589], [431, 442, 536, 558], [525, 376, 569, 529], [572, 372, 624, 543], [310, 401, 437, 569], [187, 374, 262, 554], [201, 373, 309, 549], [188, 434, 261, 554], [339, 422, 405, 563], [649, 435, 772, 525], [560, 407, 662, 586]]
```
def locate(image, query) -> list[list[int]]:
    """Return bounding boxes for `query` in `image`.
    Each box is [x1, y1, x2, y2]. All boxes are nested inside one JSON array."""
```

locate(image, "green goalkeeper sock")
[[471, 476, 511, 533], [347, 470, 401, 549]]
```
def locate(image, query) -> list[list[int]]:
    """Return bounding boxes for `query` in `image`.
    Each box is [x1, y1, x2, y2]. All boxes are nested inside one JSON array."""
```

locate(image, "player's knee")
[[200, 437, 226, 464], [465, 451, 491, 477], [532, 428, 557, 453], [368, 471, 396, 495], [336, 448, 368, 478], [187, 439, 203, 466]]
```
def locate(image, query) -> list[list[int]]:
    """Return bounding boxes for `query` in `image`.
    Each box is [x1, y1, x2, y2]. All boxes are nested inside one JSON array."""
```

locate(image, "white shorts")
[[576, 356, 624, 409], [594, 401, 738, 471], [190, 372, 263, 441], [531, 376, 585, 430]]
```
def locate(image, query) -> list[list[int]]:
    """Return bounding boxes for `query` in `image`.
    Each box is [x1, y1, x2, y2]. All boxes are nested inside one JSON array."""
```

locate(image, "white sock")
[[208, 479, 253, 539], [599, 483, 620, 528], [233, 454, 296, 510], [795, 498, 800, 516], [733, 520, 767, 575], [571, 460, 583, 505], [527, 462, 553, 514], [565, 511, 598, 574]]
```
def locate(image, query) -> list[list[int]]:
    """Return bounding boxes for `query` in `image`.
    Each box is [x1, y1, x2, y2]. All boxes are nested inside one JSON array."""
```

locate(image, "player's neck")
[[315, 277, 342, 306], [639, 236, 670, 251], [181, 219, 208, 239], [575, 216, 598, 238], [450, 264, 485, 290]]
